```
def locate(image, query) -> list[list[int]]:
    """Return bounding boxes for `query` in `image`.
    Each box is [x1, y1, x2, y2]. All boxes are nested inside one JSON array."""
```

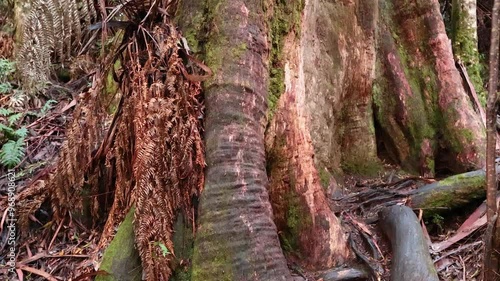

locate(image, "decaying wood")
[[408, 169, 488, 215], [379, 205, 439, 281]]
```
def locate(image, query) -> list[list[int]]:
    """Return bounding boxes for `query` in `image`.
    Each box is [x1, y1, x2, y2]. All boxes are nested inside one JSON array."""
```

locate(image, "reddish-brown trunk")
[[191, 1, 291, 280]]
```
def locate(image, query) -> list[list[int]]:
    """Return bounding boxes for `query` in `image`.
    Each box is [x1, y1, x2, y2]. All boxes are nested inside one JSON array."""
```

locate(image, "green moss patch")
[[267, 0, 304, 120], [96, 207, 142, 281]]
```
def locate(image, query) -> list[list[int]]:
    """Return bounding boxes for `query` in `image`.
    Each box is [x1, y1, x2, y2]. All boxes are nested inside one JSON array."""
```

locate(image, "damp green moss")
[[319, 168, 331, 190], [191, 219, 233, 281], [97, 207, 142, 281], [279, 190, 311, 254], [265, 135, 313, 255], [175, 6, 205, 54], [449, 127, 475, 152], [341, 158, 382, 177], [171, 214, 195, 281], [266, 136, 287, 175], [232, 43, 247, 59], [267, 0, 305, 120]]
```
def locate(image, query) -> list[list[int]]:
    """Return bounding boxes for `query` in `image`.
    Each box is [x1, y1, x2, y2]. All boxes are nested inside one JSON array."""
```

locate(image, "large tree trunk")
[[374, 0, 485, 177], [451, 0, 486, 100], [181, 0, 486, 277], [11, 0, 490, 279], [189, 1, 292, 280], [266, 0, 376, 269]]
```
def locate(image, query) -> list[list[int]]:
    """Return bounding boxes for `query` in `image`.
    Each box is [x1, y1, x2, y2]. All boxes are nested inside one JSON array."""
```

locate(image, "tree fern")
[[0, 138, 25, 168], [0, 82, 12, 93]]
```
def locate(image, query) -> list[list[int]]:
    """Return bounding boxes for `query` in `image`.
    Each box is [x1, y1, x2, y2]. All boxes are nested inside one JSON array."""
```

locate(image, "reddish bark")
[[375, 0, 485, 176], [191, 1, 292, 280]]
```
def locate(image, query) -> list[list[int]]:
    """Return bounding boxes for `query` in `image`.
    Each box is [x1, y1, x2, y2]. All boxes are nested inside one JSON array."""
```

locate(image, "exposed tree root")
[[379, 205, 439, 281]]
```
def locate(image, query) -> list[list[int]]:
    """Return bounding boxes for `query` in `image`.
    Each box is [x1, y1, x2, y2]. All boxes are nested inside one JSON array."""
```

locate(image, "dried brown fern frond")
[[125, 23, 204, 280], [47, 1, 206, 279], [49, 80, 112, 224], [15, 0, 96, 92], [0, 32, 14, 58]]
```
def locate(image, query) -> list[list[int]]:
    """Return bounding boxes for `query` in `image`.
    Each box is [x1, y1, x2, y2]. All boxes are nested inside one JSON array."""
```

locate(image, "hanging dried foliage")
[[127, 25, 205, 279], [46, 1, 206, 279]]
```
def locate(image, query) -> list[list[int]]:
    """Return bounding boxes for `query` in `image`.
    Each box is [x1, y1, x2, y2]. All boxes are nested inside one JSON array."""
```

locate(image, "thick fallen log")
[[408, 169, 489, 216], [379, 205, 439, 281], [409, 170, 486, 210]]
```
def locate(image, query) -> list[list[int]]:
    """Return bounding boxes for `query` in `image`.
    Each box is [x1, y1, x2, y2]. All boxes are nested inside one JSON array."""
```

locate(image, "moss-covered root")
[[96, 207, 142, 281]]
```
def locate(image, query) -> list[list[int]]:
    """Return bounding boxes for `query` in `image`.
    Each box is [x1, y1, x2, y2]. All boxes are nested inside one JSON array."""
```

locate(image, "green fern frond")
[[40, 99, 57, 115], [0, 82, 12, 94], [0, 123, 15, 135], [0, 59, 15, 78], [8, 112, 23, 125], [0, 108, 13, 116], [15, 127, 28, 138], [0, 138, 26, 168]]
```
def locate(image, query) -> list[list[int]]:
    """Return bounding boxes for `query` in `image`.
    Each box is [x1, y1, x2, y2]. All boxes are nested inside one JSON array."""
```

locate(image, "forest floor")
[[320, 169, 487, 281]]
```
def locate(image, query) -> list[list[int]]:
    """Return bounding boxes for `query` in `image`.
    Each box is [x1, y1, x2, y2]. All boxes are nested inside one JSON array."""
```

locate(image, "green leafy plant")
[[0, 59, 27, 168], [154, 241, 171, 257], [0, 138, 25, 168], [0, 108, 27, 168]]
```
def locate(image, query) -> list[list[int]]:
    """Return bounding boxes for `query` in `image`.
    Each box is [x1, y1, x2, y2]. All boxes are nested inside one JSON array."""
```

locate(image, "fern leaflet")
[[0, 138, 26, 168]]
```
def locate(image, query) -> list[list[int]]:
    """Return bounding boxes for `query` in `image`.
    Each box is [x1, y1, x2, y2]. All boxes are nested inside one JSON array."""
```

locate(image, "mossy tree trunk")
[[374, 0, 485, 177], [182, 1, 293, 280], [451, 0, 486, 100]]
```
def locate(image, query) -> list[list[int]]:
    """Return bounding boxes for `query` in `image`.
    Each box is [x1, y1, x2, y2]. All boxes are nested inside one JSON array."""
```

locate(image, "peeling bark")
[[266, 0, 367, 269]]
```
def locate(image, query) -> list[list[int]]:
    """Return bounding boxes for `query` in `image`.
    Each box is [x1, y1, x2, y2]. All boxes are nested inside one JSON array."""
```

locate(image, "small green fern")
[[7, 112, 23, 125], [0, 138, 25, 168], [0, 108, 13, 116], [0, 82, 12, 94], [0, 59, 15, 79], [40, 99, 57, 116]]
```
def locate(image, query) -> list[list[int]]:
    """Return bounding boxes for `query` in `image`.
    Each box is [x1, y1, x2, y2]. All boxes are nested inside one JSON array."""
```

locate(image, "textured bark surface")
[[190, 1, 291, 280], [374, 0, 485, 176], [450, 0, 485, 98], [295, 0, 380, 176], [176, 0, 489, 277], [266, 0, 372, 269], [379, 205, 439, 281], [485, 0, 500, 277]]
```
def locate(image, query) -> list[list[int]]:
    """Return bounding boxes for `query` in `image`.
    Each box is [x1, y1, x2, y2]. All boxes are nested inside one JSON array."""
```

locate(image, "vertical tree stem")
[[484, 0, 500, 279]]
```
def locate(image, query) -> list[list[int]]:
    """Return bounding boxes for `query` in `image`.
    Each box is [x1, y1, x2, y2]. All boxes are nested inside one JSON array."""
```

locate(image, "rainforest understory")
[[1, 0, 500, 280]]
